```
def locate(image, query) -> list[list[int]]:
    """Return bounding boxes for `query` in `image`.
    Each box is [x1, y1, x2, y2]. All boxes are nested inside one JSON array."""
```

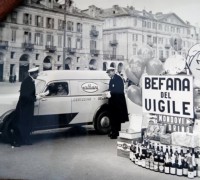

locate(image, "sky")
[[60, 0, 200, 26]]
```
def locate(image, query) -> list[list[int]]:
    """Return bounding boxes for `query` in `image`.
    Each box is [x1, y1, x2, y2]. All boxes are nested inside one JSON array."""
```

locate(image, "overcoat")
[[108, 74, 129, 123], [14, 75, 36, 141]]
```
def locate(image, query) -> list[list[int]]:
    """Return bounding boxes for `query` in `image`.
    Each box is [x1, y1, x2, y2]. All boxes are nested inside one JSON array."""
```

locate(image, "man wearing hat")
[[106, 66, 129, 139], [12, 67, 39, 147]]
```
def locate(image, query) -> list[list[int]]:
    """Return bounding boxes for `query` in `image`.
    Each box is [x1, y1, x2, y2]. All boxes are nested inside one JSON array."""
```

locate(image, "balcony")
[[110, 40, 118, 46], [22, 43, 34, 51], [165, 44, 171, 49], [90, 30, 99, 37], [103, 54, 124, 61], [66, 47, 76, 54], [45, 45, 57, 53], [90, 49, 100, 56], [0, 41, 8, 50]]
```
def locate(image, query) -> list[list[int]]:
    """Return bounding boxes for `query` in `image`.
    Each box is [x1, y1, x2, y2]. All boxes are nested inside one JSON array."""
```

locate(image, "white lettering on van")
[[81, 82, 99, 93]]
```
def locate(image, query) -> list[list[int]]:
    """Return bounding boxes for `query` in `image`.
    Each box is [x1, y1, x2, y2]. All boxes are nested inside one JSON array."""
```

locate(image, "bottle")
[[141, 148, 146, 168], [196, 151, 200, 177], [176, 154, 183, 176], [164, 151, 170, 174], [170, 152, 176, 175], [159, 146, 164, 173], [183, 158, 188, 176], [188, 158, 194, 179], [135, 143, 139, 165], [153, 150, 159, 172], [145, 149, 150, 169], [149, 152, 154, 170], [138, 145, 142, 166], [130, 141, 136, 162], [192, 150, 197, 177]]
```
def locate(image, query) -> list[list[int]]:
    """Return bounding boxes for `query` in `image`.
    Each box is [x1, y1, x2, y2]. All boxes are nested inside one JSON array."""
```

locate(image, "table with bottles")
[[129, 139, 200, 179]]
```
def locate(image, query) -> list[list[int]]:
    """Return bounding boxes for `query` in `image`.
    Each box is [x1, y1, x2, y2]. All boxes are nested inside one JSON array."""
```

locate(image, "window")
[[24, 31, 31, 43], [11, 29, 16, 42], [147, 35, 151, 43], [171, 26, 175, 33], [23, 13, 32, 25], [35, 33, 43, 46], [11, 52, 15, 59], [113, 18, 116, 26], [58, 35, 62, 47], [11, 11, 17, 23], [166, 50, 169, 58], [153, 22, 157, 29], [133, 47, 137, 55], [76, 38, 82, 49], [35, 16, 43, 27], [58, 19, 64, 30], [90, 40, 96, 50], [142, 20, 146, 28], [112, 47, 116, 57], [36, 54, 39, 60], [46, 34, 54, 46], [147, 22, 151, 28], [91, 25, 96, 30], [132, 34, 138, 41], [67, 37, 71, 48], [159, 50, 163, 58], [46, 17, 54, 29], [77, 23, 82, 33], [153, 37, 157, 44], [67, 21, 73, 31], [58, 55, 61, 61], [133, 18, 137, 26], [165, 25, 169, 32], [158, 24, 162, 31], [77, 57, 80, 63], [113, 33, 116, 40], [47, 82, 69, 96]]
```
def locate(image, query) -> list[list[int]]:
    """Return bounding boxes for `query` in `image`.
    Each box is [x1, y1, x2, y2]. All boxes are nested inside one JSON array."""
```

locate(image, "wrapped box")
[[160, 134, 171, 145], [171, 132, 199, 148], [119, 130, 141, 139], [117, 137, 141, 158], [146, 123, 166, 141]]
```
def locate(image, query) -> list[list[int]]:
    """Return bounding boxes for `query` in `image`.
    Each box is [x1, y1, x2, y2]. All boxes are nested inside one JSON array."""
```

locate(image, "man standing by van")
[[12, 67, 39, 147], [106, 67, 129, 139]]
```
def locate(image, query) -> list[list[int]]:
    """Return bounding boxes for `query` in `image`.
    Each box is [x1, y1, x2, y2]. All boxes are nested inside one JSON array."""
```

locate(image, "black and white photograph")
[[0, 0, 200, 179]]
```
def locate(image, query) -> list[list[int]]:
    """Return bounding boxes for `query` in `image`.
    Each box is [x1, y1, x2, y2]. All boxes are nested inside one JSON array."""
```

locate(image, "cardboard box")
[[117, 137, 141, 158], [119, 130, 141, 139]]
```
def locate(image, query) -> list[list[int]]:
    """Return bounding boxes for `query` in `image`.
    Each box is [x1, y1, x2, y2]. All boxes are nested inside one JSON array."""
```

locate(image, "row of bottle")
[[129, 140, 200, 179]]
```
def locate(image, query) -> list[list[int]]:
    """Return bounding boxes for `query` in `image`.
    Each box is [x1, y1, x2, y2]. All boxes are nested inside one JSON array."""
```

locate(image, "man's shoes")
[[110, 134, 118, 139], [11, 141, 21, 147]]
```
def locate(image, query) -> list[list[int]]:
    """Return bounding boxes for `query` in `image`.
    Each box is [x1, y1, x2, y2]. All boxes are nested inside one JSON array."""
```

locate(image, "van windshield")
[[35, 79, 46, 94]]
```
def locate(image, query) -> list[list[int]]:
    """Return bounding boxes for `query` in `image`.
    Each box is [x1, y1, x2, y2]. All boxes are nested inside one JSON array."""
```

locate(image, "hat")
[[106, 66, 115, 73], [28, 67, 39, 73]]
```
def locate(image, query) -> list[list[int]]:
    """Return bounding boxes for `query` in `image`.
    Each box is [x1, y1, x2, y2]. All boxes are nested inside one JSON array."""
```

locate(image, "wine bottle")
[[130, 141, 137, 162], [170, 153, 176, 175], [176, 154, 183, 176], [135, 143, 139, 165], [145, 149, 150, 169], [164, 151, 170, 174], [196, 151, 200, 177], [188, 158, 194, 179], [141, 148, 146, 168], [183, 157, 188, 176], [192, 150, 197, 177], [153, 150, 159, 172], [159, 146, 164, 173], [149, 152, 154, 170]]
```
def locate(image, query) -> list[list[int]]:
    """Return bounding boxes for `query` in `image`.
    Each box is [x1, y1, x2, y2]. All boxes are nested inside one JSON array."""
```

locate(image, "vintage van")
[[0, 70, 111, 141]]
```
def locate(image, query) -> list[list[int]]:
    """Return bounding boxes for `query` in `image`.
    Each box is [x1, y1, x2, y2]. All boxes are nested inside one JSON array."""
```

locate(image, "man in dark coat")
[[12, 67, 39, 147], [106, 67, 129, 139]]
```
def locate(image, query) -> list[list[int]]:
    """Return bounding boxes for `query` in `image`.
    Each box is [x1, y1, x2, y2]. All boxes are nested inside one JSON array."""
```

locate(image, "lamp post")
[[63, 0, 73, 70]]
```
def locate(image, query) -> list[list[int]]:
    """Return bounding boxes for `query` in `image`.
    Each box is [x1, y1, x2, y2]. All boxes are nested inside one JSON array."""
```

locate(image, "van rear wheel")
[[94, 111, 111, 134]]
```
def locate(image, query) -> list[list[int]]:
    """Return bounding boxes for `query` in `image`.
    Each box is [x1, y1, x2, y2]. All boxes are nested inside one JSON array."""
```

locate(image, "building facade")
[[84, 5, 199, 74], [0, 0, 104, 82]]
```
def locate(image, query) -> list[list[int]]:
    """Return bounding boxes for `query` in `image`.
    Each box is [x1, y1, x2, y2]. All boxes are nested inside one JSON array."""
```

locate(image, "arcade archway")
[[89, 59, 97, 70], [117, 63, 123, 74], [64, 57, 72, 70], [19, 54, 29, 82], [43, 56, 52, 71]]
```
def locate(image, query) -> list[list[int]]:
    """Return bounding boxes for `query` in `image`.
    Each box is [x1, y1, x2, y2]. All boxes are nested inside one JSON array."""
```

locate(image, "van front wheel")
[[94, 111, 111, 134]]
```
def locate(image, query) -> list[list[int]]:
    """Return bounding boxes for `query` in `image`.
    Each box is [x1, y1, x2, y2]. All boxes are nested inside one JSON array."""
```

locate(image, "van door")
[[33, 81, 75, 130]]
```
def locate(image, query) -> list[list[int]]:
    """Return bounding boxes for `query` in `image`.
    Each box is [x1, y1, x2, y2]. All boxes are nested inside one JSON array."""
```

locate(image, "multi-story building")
[[84, 5, 199, 74], [0, 0, 104, 82]]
